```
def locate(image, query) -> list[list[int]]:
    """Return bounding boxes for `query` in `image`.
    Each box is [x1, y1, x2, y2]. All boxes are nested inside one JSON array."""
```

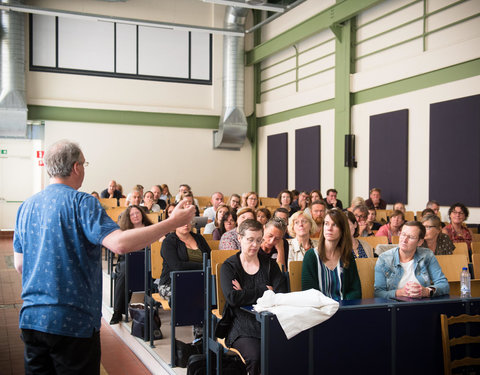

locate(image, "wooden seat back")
[[355, 257, 378, 299], [288, 261, 303, 292], [211, 250, 239, 276], [359, 236, 388, 250], [436, 254, 469, 282], [106, 207, 126, 222], [472, 242, 480, 254], [453, 242, 469, 259], [207, 239, 221, 250]]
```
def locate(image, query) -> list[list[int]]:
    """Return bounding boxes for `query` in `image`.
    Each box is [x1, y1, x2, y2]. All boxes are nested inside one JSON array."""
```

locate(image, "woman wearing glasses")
[[374, 221, 449, 299], [220, 219, 287, 375], [442, 202, 473, 251], [421, 214, 455, 255]]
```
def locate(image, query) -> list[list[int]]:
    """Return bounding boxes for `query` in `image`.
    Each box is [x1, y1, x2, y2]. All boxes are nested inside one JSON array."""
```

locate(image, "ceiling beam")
[[245, 0, 384, 65], [0, 1, 243, 36]]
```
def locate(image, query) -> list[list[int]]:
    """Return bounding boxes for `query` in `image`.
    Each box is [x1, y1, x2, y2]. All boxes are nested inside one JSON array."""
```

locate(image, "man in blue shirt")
[[13, 140, 195, 374]]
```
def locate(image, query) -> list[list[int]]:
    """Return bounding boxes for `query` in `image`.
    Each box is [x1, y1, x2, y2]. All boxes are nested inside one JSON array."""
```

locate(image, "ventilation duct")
[[213, 6, 249, 150], [0, 0, 27, 138]]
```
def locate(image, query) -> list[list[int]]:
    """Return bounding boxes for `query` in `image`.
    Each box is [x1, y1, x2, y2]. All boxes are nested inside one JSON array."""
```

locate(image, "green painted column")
[[333, 19, 354, 205], [250, 10, 262, 193]]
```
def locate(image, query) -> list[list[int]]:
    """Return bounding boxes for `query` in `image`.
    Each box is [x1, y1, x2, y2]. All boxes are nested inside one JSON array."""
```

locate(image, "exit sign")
[[0, 149, 6, 155]]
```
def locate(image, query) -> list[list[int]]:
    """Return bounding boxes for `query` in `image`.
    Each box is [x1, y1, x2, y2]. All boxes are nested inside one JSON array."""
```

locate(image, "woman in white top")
[[287, 211, 318, 265], [203, 204, 229, 234]]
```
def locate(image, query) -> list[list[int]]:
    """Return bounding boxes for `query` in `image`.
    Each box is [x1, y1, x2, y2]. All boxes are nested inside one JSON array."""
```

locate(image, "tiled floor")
[[0, 233, 153, 375]]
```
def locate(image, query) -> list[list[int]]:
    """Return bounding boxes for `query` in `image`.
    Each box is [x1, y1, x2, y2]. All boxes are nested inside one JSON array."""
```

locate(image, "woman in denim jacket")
[[374, 221, 449, 299]]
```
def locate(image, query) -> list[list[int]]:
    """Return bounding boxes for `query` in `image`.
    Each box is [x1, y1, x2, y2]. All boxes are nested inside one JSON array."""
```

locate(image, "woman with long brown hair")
[[301, 208, 361, 300]]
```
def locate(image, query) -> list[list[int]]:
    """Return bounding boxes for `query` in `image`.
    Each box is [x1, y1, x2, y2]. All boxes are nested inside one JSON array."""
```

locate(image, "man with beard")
[[310, 200, 327, 237]]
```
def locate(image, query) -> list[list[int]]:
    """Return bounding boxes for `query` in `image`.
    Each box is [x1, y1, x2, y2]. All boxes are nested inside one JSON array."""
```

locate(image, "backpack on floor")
[[187, 351, 247, 375]]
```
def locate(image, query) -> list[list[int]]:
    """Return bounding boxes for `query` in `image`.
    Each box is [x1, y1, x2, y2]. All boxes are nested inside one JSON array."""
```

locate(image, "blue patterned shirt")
[[14, 183, 119, 337]]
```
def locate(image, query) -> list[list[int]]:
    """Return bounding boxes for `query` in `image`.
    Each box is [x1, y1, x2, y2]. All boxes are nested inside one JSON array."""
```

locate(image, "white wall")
[[44, 121, 252, 197], [351, 75, 480, 224]]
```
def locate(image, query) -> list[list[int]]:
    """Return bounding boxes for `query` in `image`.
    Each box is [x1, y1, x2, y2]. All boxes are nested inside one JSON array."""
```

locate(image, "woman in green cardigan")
[[301, 208, 362, 300]]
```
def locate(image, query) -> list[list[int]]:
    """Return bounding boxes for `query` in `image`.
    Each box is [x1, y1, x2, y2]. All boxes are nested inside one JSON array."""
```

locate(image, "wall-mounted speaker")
[[345, 134, 357, 168]]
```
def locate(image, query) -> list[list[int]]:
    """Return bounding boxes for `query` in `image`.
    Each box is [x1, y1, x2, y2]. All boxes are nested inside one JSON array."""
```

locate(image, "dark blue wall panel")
[[267, 133, 288, 198], [295, 125, 320, 192], [429, 94, 480, 207], [369, 109, 409, 204]]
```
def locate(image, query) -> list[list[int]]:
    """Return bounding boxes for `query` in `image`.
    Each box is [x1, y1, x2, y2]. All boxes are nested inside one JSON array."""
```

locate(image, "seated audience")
[[175, 184, 199, 206], [127, 186, 144, 207], [442, 202, 473, 251], [273, 207, 291, 239], [126, 184, 144, 206], [302, 208, 361, 300], [291, 190, 299, 203], [141, 190, 161, 213], [220, 220, 287, 375], [256, 208, 271, 226], [91, 191, 100, 199], [160, 184, 172, 204], [421, 214, 455, 255], [347, 196, 365, 212], [309, 200, 327, 237], [180, 191, 200, 216], [376, 210, 405, 243], [203, 192, 225, 223], [159, 203, 177, 242], [353, 205, 372, 237], [204, 204, 229, 235], [101, 180, 122, 199], [158, 221, 211, 304], [213, 210, 236, 241], [277, 189, 296, 217], [245, 192, 260, 210], [150, 185, 167, 210], [325, 188, 343, 209], [426, 200, 441, 217], [110, 205, 153, 324], [228, 194, 241, 213], [365, 188, 387, 210], [346, 211, 373, 258], [259, 217, 289, 270], [304, 190, 323, 217], [116, 183, 125, 198], [374, 221, 449, 299], [291, 191, 309, 211], [219, 207, 256, 250], [287, 211, 318, 265], [367, 207, 382, 231], [393, 202, 406, 213]]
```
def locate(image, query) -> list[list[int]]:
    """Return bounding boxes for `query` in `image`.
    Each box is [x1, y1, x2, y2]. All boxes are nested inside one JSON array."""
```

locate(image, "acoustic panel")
[[430, 94, 480, 207], [369, 109, 409, 204], [267, 133, 288, 198], [295, 125, 320, 192]]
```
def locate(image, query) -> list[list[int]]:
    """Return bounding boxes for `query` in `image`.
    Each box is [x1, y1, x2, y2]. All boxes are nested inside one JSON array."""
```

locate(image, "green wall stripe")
[[245, 0, 383, 66], [27, 105, 220, 129], [353, 58, 480, 105], [257, 59, 480, 126], [257, 99, 335, 127]]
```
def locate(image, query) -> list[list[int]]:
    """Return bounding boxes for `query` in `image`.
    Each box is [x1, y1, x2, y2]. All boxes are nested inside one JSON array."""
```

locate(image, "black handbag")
[[175, 339, 203, 368], [128, 303, 162, 341]]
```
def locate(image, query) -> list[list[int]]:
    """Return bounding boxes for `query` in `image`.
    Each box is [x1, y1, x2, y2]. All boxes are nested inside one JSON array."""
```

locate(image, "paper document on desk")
[[253, 289, 339, 339]]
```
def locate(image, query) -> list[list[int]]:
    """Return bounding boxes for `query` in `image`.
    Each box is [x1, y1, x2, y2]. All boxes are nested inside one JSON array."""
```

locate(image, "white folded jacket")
[[253, 289, 339, 339]]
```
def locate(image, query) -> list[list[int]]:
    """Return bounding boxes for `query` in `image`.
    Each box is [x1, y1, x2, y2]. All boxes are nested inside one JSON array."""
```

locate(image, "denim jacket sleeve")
[[374, 250, 398, 299], [416, 248, 450, 296]]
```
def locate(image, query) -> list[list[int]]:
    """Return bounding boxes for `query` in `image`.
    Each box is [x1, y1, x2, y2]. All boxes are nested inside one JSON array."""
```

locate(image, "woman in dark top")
[[158, 222, 211, 302], [110, 205, 152, 324], [220, 219, 287, 375], [212, 210, 236, 241]]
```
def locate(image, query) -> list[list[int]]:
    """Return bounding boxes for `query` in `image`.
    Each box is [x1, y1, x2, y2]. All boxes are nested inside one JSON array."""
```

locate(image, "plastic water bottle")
[[460, 267, 471, 298]]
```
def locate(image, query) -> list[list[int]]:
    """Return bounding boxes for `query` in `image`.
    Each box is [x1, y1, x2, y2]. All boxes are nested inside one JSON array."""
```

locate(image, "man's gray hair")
[[44, 140, 82, 178]]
